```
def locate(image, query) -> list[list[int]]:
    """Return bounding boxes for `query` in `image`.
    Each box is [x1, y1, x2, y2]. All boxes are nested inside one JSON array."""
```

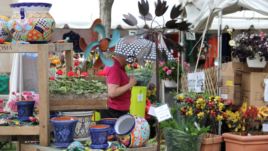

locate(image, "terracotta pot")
[[201, 134, 222, 151], [223, 132, 268, 151]]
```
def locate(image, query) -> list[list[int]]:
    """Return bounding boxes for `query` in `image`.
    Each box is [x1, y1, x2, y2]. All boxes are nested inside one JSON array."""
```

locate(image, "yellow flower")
[[218, 102, 224, 111], [197, 112, 205, 119], [216, 115, 223, 121], [215, 96, 221, 101], [186, 107, 193, 116]]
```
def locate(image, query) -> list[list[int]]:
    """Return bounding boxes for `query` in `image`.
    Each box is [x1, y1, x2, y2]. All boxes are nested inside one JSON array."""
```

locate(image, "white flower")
[[229, 40, 236, 47]]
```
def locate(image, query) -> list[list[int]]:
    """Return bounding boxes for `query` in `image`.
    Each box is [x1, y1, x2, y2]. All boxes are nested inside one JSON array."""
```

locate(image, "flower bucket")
[[164, 128, 202, 151], [89, 124, 110, 149], [50, 116, 78, 148], [61, 111, 93, 139], [114, 114, 150, 148], [98, 118, 117, 141], [246, 54, 267, 68], [16, 101, 35, 122], [201, 134, 222, 151]]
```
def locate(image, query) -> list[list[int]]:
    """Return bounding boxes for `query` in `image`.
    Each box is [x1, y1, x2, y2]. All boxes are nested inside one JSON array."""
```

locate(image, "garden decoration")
[[8, 2, 55, 43], [114, 114, 150, 148], [120, 0, 191, 150], [98, 118, 117, 141], [82, 19, 121, 68]]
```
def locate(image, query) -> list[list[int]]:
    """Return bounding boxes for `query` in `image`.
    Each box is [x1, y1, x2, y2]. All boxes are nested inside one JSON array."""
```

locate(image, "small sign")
[[149, 104, 172, 122], [137, 94, 143, 102], [186, 32, 196, 40], [187, 72, 205, 93]]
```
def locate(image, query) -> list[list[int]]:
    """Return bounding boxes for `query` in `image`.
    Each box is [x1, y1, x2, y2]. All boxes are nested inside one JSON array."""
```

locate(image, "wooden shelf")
[[0, 43, 73, 53], [0, 126, 39, 135], [50, 98, 107, 111]]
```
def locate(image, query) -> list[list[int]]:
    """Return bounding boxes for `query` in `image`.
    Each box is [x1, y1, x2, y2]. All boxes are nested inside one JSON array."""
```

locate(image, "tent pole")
[[217, 9, 223, 135]]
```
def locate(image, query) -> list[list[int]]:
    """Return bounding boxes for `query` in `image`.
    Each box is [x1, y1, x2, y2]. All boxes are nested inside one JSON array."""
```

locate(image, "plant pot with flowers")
[[6, 91, 39, 122], [229, 31, 268, 68], [159, 60, 179, 88], [175, 93, 226, 151], [223, 102, 268, 151]]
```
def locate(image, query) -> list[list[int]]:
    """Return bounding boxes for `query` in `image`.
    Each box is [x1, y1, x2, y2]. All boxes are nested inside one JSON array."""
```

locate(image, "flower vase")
[[223, 133, 268, 151], [50, 116, 78, 148], [114, 114, 150, 148], [16, 101, 35, 122], [89, 124, 110, 149], [98, 118, 117, 141], [246, 54, 267, 68], [8, 2, 55, 43]]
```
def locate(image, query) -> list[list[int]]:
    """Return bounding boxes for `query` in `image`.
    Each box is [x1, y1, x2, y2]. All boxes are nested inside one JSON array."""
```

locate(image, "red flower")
[[56, 70, 63, 75], [49, 76, 55, 80], [163, 66, 169, 72], [74, 60, 80, 67], [81, 72, 88, 77], [67, 71, 75, 77]]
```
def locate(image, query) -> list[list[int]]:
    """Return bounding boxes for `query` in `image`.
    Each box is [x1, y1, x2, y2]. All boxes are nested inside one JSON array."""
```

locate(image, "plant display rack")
[[0, 43, 108, 150]]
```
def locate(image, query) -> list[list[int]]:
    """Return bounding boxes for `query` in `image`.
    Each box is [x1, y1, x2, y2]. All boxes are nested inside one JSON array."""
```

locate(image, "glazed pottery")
[[98, 118, 117, 141], [8, 2, 55, 42], [114, 114, 150, 148], [164, 128, 202, 151], [16, 101, 35, 122], [0, 16, 10, 41], [89, 124, 110, 149], [223, 132, 268, 151], [61, 111, 93, 139], [50, 116, 78, 148], [201, 134, 222, 151]]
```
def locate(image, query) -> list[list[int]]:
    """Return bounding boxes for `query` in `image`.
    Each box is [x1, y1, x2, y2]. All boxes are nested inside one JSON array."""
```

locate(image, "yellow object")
[[91, 111, 101, 121], [130, 86, 147, 118]]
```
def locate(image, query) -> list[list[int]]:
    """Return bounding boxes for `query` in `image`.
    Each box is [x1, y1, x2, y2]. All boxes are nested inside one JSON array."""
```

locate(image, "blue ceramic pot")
[[50, 116, 78, 148], [98, 118, 117, 140], [89, 124, 110, 149], [16, 101, 35, 122]]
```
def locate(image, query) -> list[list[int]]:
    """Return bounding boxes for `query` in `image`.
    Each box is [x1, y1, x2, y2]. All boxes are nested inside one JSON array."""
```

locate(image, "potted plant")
[[223, 103, 268, 151], [7, 91, 39, 122], [175, 93, 226, 151], [161, 106, 209, 151], [229, 31, 268, 68]]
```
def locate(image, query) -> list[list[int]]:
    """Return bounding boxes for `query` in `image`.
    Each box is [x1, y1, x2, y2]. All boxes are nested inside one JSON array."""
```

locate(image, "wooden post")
[[38, 45, 50, 146], [65, 50, 72, 74]]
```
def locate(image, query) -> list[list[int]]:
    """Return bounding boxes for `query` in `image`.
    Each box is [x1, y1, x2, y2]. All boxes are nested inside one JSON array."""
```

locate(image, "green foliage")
[[49, 77, 107, 95], [126, 63, 153, 86], [159, 60, 182, 82]]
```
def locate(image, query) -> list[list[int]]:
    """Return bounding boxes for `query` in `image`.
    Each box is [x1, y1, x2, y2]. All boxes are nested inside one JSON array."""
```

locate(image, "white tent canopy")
[[184, 0, 268, 31]]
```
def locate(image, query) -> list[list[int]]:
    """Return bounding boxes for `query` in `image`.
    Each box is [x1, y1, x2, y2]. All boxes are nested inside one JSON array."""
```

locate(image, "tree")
[[99, 0, 114, 37]]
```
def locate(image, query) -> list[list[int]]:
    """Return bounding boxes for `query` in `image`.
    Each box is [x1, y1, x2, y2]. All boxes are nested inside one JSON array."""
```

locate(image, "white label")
[[262, 123, 268, 132], [221, 94, 228, 100], [148, 106, 156, 116], [187, 72, 205, 93], [186, 32, 196, 40], [137, 94, 143, 102], [154, 104, 172, 122]]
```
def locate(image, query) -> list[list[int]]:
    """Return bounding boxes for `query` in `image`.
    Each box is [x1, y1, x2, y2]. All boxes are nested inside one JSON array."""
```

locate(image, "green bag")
[[0, 75, 9, 94]]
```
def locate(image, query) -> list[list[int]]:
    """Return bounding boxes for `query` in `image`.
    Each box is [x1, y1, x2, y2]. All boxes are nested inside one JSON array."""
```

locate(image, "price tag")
[[149, 104, 172, 122], [137, 94, 143, 102]]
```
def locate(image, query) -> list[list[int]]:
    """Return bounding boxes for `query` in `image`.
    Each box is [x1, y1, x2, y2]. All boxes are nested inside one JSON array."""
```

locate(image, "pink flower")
[[159, 61, 165, 67], [67, 71, 75, 77], [163, 66, 169, 72], [81, 72, 89, 77], [56, 70, 63, 75], [49, 76, 55, 80], [74, 60, 80, 67], [166, 69, 172, 75]]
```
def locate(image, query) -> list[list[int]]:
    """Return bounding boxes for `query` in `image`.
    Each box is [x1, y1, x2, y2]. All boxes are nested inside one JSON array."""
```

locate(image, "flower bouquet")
[[126, 62, 153, 86]]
